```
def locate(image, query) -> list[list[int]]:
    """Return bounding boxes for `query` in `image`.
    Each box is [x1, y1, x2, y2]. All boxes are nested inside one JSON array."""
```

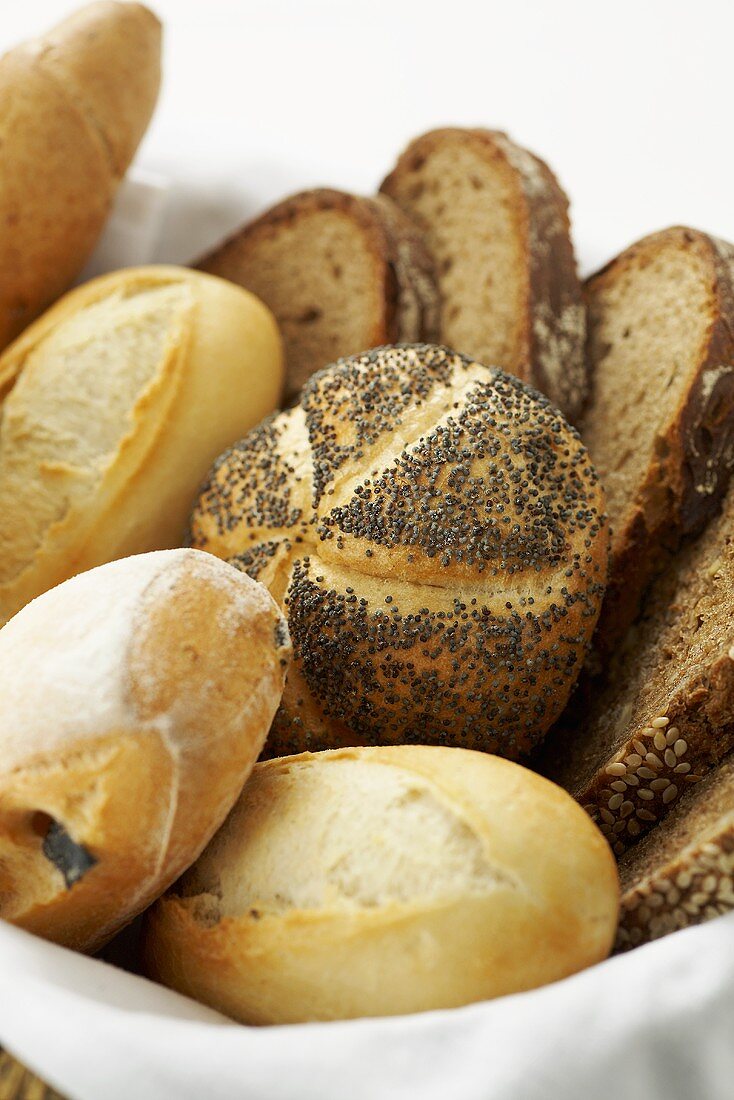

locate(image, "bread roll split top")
[[145, 746, 619, 1023], [192, 344, 609, 758], [0, 548, 290, 952], [0, 265, 283, 625]]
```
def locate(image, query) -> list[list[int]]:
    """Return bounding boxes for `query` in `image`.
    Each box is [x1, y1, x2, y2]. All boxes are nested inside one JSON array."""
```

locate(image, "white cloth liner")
[[1, 914, 733, 1100]]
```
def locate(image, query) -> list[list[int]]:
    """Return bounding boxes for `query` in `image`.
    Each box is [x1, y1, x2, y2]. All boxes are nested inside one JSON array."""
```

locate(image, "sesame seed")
[[662, 784, 678, 804], [673, 739, 687, 757], [652, 716, 670, 728], [606, 762, 627, 777], [653, 731, 667, 751]]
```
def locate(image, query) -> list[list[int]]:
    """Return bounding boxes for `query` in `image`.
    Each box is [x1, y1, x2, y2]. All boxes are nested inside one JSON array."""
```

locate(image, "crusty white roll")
[[0, 549, 290, 953], [191, 344, 609, 758], [0, 2, 161, 350], [144, 746, 619, 1023], [0, 265, 283, 625]]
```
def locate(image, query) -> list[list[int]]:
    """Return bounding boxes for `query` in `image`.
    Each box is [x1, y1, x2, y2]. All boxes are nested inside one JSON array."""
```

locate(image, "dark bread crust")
[[195, 189, 439, 401], [380, 128, 587, 421], [588, 228, 734, 655]]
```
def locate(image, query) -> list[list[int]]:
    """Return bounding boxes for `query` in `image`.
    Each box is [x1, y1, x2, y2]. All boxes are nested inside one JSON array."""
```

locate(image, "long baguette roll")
[[0, 2, 161, 350], [0, 265, 283, 625], [144, 746, 618, 1023], [0, 549, 290, 953]]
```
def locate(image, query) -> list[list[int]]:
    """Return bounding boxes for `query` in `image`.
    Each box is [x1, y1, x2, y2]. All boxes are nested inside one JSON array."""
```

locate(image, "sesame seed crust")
[[190, 344, 609, 756], [615, 756, 734, 950]]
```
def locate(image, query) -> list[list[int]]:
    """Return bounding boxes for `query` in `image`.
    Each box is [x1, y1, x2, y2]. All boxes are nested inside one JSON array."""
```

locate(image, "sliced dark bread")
[[582, 227, 734, 654], [379, 127, 586, 420], [538, 472, 734, 857], [616, 752, 734, 950], [196, 189, 439, 402]]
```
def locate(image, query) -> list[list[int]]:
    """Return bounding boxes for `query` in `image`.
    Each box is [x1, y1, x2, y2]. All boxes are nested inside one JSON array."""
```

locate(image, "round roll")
[[0, 265, 283, 625], [191, 344, 609, 758], [144, 746, 619, 1023], [0, 548, 290, 952]]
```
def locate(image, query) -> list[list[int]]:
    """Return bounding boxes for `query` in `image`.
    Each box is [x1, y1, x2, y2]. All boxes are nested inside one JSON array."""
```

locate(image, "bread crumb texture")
[[380, 128, 586, 420], [198, 188, 439, 400], [191, 344, 608, 757]]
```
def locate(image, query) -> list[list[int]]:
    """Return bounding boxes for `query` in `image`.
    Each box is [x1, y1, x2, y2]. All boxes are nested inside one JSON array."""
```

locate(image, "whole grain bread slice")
[[379, 127, 586, 420], [196, 189, 439, 402], [537, 472, 734, 857], [581, 227, 734, 655], [615, 752, 734, 951]]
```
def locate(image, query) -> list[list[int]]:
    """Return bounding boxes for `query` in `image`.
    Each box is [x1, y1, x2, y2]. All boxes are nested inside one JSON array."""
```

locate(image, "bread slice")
[[196, 189, 439, 402], [379, 127, 586, 420], [616, 752, 734, 950], [581, 227, 734, 654], [538, 472, 734, 857]]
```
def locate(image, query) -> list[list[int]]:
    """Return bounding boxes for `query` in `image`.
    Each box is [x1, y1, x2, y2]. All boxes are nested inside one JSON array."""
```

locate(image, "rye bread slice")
[[538, 473, 734, 857], [196, 189, 439, 402], [582, 227, 734, 655], [379, 127, 586, 421], [616, 752, 734, 951]]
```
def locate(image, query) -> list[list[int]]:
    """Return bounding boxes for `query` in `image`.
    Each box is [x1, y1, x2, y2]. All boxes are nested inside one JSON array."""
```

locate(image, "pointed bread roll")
[[0, 549, 290, 952], [144, 746, 618, 1023], [0, 2, 161, 349], [0, 266, 283, 625]]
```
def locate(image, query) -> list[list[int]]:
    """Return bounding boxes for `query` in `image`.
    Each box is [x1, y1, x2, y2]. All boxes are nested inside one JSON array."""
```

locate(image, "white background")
[[5, 0, 734, 275]]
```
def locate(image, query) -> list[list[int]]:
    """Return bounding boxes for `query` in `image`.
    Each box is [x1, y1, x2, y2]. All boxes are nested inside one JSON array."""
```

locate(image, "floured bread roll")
[[0, 265, 282, 625], [191, 344, 609, 757], [0, 549, 289, 952], [144, 746, 619, 1023]]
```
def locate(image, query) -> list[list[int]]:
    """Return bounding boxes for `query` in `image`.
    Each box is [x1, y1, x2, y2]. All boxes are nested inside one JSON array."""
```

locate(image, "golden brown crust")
[[144, 746, 618, 1023], [0, 2, 161, 350], [0, 265, 283, 625], [0, 550, 289, 952], [380, 128, 587, 420], [196, 188, 439, 401], [191, 344, 609, 758]]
